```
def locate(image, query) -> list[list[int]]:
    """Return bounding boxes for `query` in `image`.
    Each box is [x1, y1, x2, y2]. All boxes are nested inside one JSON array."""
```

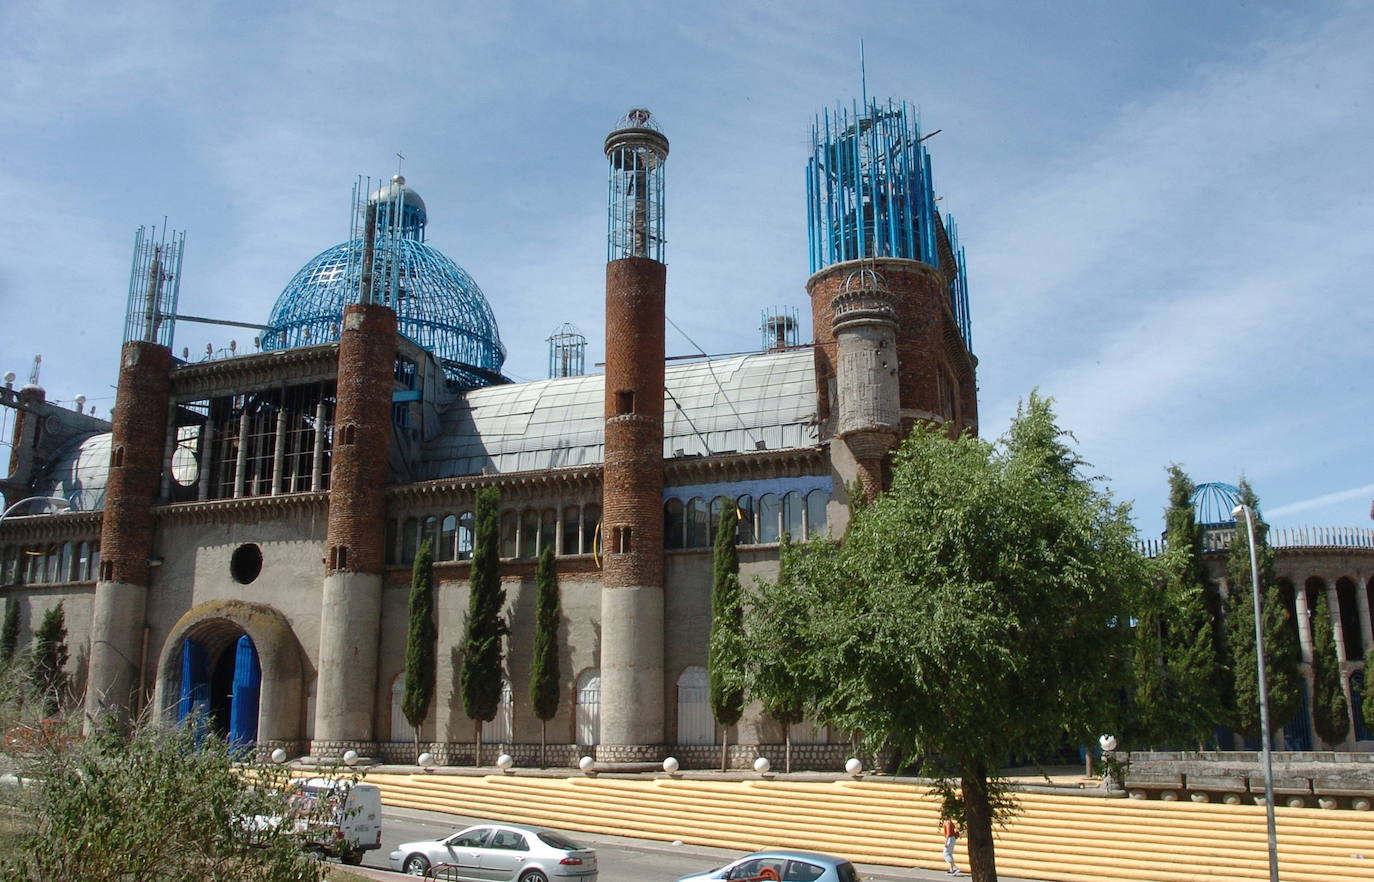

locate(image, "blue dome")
[[1192, 481, 1241, 526], [262, 236, 506, 387]]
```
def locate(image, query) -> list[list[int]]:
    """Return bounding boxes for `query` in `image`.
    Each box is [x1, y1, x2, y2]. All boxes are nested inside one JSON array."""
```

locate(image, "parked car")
[[677, 850, 861, 882], [388, 822, 597, 881]]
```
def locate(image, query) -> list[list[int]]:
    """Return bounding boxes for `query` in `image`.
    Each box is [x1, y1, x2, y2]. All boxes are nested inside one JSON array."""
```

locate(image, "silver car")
[[388, 822, 598, 881], [677, 849, 861, 882]]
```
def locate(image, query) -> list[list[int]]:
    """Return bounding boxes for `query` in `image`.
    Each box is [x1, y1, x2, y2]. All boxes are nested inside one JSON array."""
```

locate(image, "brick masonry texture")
[[808, 257, 978, 435], [100, 341, 173, 586], [603, 258, 665, 589], [326, 304, 397, 575]]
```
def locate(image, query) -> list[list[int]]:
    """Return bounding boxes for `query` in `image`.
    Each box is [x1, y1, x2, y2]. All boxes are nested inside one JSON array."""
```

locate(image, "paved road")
[[343, 804, 1039, 882]]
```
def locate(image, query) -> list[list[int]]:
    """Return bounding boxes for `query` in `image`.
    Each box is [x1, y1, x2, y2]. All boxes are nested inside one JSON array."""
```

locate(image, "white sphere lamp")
[[496, 753, 514, 771], [844, 757, 862, 776], [270, 748, 287, 764], [578, 755, 596, 773], [663, 756, 680, 774], [753, 756, 770, 774], [342, 749, 359, 766]]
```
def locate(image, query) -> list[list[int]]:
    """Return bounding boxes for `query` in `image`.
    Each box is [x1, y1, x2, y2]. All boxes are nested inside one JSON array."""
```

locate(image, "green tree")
[[460, 486, 507, 766], [1310, 592, 1350, 745], [741, 537, 810, 773], [1, 597, 19, 665], [402, 538, 437, 760], [529, 545, 562, 768], [1156, 465, 1224, 748], [29, 603, 68, 717], [742, 395, 1146, 882], [1225, 481, 1302, 742], [1364, 647, 1374, 738], [1128, 598, 1169, 748], [708, 500, 745, 772], [0, 715, 322, 882]]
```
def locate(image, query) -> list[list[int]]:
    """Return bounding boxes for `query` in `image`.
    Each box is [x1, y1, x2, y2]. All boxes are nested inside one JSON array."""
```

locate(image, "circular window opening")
[[230, 544, 263, 584]]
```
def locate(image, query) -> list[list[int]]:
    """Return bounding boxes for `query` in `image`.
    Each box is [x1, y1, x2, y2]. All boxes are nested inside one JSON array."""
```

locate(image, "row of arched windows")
[[665, 489, 828, 549], [0, 541, 100, 586]]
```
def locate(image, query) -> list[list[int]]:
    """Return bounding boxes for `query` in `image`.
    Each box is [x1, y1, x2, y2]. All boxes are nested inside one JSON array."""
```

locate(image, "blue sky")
[[1, 0, 1369, 533]]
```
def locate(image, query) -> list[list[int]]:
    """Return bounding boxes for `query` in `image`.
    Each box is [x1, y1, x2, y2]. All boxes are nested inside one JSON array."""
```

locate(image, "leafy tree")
[[708, 500, 745, 771], [1128, 598, 1169, 748], [0, 714, 322, 882], [740, 537, 810, 773], [742, 395, 1146, 882], [1, 597, 19, 665], [529, 545, 562, 768], [1225, 482, 1302, 742], [1311, 592, 1350, 745], [402, 538, 437, 760], [460, 486, 507, 766], [29, 603, 68, 717]]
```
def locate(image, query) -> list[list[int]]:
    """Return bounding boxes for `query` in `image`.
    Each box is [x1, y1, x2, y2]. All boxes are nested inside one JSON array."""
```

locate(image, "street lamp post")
[[0, 496, 71, 524], [1233, 502, 1280, 882]]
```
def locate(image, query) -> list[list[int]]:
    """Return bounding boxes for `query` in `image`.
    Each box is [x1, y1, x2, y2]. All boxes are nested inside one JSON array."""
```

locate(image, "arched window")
[[1336, 578, 1364, 660], [420, 515, 439, 557], [391, 674, 415, 743], [805, 489, 828, 539], [89, 543, 100, 583], [457, 511, 474, 560], [708, 497, 725, 544], [401, 517, 419, 565], [781, 491, 803, 540], [575, 669, 600, 746], [582, 504, 600, 558], [735, 495, 755, 545], [540, 507, 557, 555], [438, 515, 457, 562], [758, 494, 780, 544], [686, 497, 708, 548], [519, 509, 540, 559], [482, 679, 514, 744], [562, 505, 582, 555], [664, 499, 686, 550], [499, 511, 518, 558], [676, 666, 713, 745]]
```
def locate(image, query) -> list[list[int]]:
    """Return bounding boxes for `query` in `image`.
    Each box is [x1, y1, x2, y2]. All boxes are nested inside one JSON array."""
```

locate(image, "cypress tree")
[[402, 538, 437, 760], [1, 596, 19, 665], [1226, 481, 1301, 741], [529, 545, 561, 768], [1128, 601, 1169, 747], [1311, 592, 1350, 746], [708, 500, 745, 771], [1160, 465, 1223, 748], [30, 602, 68, 716], [459, 486, 507, 766], [1365, 647, 1374, 738]]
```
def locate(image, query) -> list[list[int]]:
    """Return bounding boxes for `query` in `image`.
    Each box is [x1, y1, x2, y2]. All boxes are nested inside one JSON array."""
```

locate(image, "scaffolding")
[[122, 224, 185, 347], [806, 99, 971, 349], [760, 307, 800, 352], [606, 109, 669, 263]]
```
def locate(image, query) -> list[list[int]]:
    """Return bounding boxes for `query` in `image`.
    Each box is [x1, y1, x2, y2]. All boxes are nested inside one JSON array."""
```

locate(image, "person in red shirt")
[[940, 815, 960, 875]]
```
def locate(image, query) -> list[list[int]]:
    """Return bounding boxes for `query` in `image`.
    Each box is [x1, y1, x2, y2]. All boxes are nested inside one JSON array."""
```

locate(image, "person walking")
[[940, 815, 960, 875]]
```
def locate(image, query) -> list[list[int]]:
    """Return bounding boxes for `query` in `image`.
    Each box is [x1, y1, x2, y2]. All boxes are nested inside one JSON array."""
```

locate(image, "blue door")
[[228, 635, 261, 747], [178, 638, 210, 725]]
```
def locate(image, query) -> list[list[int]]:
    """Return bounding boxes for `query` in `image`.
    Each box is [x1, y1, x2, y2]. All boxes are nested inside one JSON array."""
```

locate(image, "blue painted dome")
[[1191, 481, 1241, 526], [262, 178, 505, 388]]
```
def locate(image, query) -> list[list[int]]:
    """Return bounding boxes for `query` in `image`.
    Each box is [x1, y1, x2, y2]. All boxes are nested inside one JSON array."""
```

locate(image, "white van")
[[286, 777, 383, 865]]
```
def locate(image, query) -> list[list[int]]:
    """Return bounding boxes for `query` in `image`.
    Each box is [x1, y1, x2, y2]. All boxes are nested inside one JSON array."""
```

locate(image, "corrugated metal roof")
[[422, 349, 819, 478]]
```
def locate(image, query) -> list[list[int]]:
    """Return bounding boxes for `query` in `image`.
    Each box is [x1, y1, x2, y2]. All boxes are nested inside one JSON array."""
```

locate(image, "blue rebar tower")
[[122, 224, 185, 347], [806, 99, 971, 349]]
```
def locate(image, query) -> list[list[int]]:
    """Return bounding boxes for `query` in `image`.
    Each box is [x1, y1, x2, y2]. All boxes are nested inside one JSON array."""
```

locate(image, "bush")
[[0, 711, 324, 882]]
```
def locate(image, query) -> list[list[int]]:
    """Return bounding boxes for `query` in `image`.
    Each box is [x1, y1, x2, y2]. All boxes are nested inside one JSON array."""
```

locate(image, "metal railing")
[[1137, 526, 1374, 558]]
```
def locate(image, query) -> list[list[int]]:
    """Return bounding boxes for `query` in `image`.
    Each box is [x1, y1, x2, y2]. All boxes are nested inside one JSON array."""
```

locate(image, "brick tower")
[[311, 197, 397, 760], [599, 109, 669, 759], [86, 227, 182, 723], [805, 99, 976, 507]]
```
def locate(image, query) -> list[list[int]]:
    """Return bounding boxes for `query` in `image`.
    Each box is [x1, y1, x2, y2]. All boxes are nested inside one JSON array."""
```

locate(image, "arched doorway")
[[178, 633, 262, 747]]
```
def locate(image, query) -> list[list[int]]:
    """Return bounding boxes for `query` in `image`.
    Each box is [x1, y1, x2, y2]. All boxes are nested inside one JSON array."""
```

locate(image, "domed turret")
[[1192, 482, 1242, 527]]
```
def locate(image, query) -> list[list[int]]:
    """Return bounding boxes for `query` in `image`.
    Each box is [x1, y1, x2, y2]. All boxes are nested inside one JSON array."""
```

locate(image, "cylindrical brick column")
[[600, 256, 666, 755], [87, 341, 172, 723], [312, 302, 395, 756]]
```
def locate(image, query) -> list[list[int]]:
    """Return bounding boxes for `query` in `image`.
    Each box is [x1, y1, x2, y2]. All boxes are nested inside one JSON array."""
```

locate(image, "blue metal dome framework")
[[263, 177, 506, 388], [1192, 481, 1242, 526]]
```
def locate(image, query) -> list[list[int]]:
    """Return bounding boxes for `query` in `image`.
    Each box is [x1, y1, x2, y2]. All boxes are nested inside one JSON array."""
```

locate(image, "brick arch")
[[152, 599, 306, 744]]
